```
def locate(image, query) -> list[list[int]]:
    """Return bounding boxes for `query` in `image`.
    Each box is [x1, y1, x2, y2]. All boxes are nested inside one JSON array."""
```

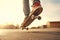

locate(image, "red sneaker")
[[31, 1, 43, 16], [32, 1, 41, 7], [32, 1, 42, 11]]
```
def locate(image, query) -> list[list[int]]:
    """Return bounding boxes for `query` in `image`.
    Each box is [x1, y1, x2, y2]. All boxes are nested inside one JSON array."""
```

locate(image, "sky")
[[41, 0, 60, 21], [0, 0, 60, 27]]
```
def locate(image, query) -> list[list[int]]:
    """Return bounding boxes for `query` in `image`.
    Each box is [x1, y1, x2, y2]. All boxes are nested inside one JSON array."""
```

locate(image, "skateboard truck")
[[31, 15, 41, 20], [21, 26, 29, 30]]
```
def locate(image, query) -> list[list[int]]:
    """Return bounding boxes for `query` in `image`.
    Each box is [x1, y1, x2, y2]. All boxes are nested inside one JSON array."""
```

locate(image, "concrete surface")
[[0, 28, 60, 40]]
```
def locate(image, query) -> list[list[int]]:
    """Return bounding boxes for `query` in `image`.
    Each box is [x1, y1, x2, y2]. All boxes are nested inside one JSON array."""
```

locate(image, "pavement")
[[0, 28, 60, 40]]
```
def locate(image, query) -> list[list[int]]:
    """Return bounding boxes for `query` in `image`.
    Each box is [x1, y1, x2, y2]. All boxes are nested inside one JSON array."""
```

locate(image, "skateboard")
[[21, 6, 43, 30]]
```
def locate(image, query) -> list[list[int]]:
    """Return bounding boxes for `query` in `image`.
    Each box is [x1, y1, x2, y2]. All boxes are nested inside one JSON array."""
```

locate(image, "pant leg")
[[23, 0, 30, 16]]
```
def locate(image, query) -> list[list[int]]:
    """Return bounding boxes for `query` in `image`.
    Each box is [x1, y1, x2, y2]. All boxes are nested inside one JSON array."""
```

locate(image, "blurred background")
[[0, 0, 60, 29]]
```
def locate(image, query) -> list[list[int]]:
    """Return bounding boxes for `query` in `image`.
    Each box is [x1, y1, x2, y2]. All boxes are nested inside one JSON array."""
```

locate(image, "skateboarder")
[[20, 0, 43, 29], [23, 0, 43, 21]]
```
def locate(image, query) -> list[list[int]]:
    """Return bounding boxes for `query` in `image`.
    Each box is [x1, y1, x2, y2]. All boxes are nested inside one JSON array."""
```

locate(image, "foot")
[[31, 1, 43, 15], [32, 0, 42, 12]]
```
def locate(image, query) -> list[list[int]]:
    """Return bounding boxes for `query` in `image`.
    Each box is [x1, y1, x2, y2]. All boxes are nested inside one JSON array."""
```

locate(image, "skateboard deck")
[[21, 6, 43, 29]]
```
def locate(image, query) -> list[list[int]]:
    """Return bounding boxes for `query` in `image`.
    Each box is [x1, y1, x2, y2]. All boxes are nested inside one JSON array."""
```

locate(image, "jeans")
[[23, 0, 30, 16]]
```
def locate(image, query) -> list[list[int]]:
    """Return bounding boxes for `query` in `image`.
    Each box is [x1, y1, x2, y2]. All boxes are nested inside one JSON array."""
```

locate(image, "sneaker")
[[32, 1, 42, 12]]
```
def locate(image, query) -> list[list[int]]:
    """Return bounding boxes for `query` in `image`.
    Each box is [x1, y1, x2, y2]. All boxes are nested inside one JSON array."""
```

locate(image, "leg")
[[20, 0, 30, 29], [23, 0, 30, 16]]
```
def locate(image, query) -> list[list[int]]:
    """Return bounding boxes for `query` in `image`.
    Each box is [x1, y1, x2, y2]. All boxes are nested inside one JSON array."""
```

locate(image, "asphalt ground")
[[0, 28, 60, 40]]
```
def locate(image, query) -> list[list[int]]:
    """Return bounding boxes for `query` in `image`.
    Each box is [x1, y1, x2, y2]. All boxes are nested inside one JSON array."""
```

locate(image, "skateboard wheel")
[[26, 28, 28, 30], [38, 16, 41, 20], [22, 27, 29, 30]]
